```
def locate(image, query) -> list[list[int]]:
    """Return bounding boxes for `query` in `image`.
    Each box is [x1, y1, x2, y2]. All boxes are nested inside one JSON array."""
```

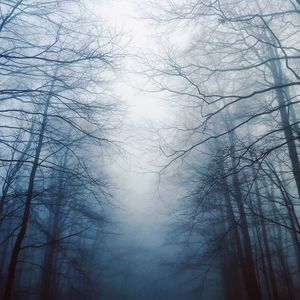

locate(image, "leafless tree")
[[146, 0, 300, 299], [0, 1, 121, 299]]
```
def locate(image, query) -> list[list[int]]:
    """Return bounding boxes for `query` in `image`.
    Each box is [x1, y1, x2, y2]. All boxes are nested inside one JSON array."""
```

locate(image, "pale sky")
[[85, 0, 178, 242], [89, 0, 167, 123]]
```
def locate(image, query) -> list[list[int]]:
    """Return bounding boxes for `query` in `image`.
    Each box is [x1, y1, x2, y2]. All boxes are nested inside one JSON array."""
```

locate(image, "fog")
[[0, 1, 300, 300]]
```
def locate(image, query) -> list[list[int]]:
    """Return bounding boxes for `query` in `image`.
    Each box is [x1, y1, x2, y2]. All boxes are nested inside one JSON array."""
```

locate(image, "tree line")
[[0, 1, 120, 299], [147, 1, 300, 299]]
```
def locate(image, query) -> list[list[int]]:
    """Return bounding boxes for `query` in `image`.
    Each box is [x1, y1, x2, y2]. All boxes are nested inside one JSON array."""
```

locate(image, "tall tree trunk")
[[40, 162, 66, 300], [268, 52, 300, 200], [219, 156, 247, 300], [268, 166, 300, 270], [264, 175, 297, 299], [253, 177, 280, 300], [228, 132, 262, 300], [218, 205, 244, 300], [253, 217, 272, 300], [3, 81, 54, 300]]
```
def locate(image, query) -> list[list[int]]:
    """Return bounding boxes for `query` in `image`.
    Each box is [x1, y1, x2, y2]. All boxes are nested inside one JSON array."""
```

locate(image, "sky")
[[90, 0, 167, 122], [86, 0, 179, 223], [86, 0, 181, 287]]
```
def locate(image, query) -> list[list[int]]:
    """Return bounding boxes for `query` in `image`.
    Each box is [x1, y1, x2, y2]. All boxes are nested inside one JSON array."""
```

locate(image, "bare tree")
[[0, 1, 121, 299], [146, 0, 300, 298]]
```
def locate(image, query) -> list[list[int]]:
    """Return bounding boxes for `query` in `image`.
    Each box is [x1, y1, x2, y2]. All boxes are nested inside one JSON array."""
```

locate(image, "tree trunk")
[[268, 53, 300, 200], [228, 132, 262, 300], [3, 81, 53, 300], [253, 177, 280, 300], [269, 166, 300, 270], [40, 165, 66, 300], [219, 157, 247, 300]]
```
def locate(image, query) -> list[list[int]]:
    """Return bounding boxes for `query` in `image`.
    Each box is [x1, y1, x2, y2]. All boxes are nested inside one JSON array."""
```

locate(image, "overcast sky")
[[86, 0, 176, 248]]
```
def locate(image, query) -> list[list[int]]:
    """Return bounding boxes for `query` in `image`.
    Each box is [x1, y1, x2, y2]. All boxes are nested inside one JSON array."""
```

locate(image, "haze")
[[0, 1, 300, 300]]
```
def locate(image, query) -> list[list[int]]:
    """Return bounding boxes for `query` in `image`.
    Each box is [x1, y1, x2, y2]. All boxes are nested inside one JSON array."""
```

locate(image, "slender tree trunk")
[[3, 82, 53, 300], [219, 158, 247, 299], [253, 218, 272, 300], [228, 132, 262, 300], [276, 226, 296, 300], [40, 166, 65, 300], [269, 167, 300, 270], [218, 204, 244, 300], [264, 176, 297, 299], [276, 87, 300, 195], [268, 54, 300, 200], [40, 242, 57, 300], [253, 178, 280, 300]]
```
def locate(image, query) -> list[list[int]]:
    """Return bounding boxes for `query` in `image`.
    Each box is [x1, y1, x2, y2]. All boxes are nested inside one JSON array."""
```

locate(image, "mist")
[[0, 1, 300, 300]]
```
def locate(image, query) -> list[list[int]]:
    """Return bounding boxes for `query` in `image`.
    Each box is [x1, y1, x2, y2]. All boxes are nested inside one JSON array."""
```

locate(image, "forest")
[[0, 0, 299, 300]]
